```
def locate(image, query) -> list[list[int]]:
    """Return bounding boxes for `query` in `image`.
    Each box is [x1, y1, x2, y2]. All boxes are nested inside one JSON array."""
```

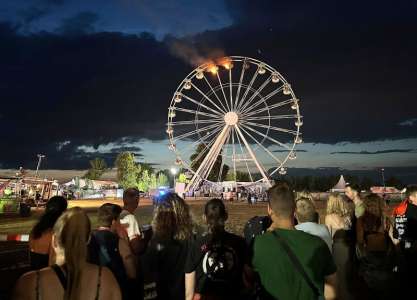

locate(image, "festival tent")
[[331, 175, 346, 192]]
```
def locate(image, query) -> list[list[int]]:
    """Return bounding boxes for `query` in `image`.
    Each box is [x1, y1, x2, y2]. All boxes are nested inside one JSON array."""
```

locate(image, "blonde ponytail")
[[53, 207, 91, 300]]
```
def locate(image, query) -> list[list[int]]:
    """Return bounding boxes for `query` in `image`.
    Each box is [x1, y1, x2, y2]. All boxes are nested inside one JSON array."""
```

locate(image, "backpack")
[[243, 216, 272, 246], [202, 241, 239, 283]]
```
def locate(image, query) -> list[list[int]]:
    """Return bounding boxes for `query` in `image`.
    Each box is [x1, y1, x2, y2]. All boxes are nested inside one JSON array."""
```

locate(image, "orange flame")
[[218, 57, 232, 70], [206, 62, 219, 75]]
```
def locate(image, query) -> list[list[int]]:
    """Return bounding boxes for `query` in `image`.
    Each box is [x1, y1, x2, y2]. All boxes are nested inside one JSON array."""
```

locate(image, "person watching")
[[252, 183, 337, 300], [29, 196, 67, 270], [119, 188, 143, 255], [13, 207, 121, 300], [88, 203, 136, 299], [295, 197, 332, 251], [345, 184, 365, 218]]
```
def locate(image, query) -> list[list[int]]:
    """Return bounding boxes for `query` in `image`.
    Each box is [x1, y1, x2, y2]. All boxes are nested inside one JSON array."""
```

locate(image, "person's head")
[[362, 193, 385, 232], [345, 183, 360, 200], [52, 207, 91, 300], [295, 191, 314, 203], [97, 203, 122, 230], [406, 185, 417, 205], [326, 193, 350, 217], [123, 187, 140, 212], [267, 182, 295, 223], [152, 193, 194, 240], [295, 197, 318, 223], [204, 198, 228, 235], [31, 195, 68, 239]]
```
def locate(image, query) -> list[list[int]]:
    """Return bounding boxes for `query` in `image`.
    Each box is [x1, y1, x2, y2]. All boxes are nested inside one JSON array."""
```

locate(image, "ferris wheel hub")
[[224, 111, 239, 126]]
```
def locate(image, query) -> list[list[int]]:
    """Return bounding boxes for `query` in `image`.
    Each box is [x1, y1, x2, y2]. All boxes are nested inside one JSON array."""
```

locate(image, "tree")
[[385, 176, 403, 189], [190, 143, 229, 182], [157, 173, 169, 187], [225, 170, 251, 182], [115, 152, 141, 189], [84, 158, 107, 180], [177, 173, 189, 183], [137, 169, 151, 192]]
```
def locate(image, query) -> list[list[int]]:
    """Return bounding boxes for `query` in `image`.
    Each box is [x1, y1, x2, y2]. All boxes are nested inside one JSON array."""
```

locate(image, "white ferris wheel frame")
[[166, 56, 303, 192]]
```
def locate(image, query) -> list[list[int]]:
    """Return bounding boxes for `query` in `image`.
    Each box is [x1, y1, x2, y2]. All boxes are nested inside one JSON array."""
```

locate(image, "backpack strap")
[[35, 270, 41, 300], [271, 231, 320, 298], [95, 266, 102, 300], [51, 264, 67, 290]]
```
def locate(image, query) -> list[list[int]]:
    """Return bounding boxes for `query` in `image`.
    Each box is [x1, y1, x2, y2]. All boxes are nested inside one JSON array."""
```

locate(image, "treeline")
[[276, 174, 405, 192]]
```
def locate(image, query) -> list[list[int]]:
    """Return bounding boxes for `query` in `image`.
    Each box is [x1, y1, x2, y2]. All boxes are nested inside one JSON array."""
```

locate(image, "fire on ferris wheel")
[[166, 56, 303, 192]]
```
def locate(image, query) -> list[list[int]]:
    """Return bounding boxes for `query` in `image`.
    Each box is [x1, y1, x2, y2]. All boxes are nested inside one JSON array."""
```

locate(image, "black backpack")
[[243, 216, 272, 246]]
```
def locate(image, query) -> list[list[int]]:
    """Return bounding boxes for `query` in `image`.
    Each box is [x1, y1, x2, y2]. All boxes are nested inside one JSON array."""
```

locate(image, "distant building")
[[370, 186, 402, 194]]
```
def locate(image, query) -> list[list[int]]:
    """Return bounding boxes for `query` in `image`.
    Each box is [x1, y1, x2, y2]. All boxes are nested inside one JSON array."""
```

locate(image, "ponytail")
[[53, 207, 91, 300]]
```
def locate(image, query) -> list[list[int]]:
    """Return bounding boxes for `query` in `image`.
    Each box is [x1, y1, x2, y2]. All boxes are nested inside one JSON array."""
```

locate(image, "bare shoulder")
[[100, 267, 121, 299], [13, 271, 37, 300]]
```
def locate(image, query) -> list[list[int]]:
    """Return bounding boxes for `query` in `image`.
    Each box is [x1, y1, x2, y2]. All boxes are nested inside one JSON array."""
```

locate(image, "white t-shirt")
[[119, 209, 141, 240], [295, 222, 333, 251]]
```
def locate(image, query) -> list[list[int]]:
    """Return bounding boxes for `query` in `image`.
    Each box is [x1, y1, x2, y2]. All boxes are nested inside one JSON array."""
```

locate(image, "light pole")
[[35, 154, 45, 178], [170, 167, 178, 190], [381, 168, 386, 192]]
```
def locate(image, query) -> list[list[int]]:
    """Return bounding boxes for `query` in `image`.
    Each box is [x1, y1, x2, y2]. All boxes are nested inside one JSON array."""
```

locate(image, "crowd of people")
[[11, 183, 417, 300]]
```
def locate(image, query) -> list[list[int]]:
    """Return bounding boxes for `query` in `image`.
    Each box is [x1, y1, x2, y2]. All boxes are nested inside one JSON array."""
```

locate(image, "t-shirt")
[[295, 222, 333, 252], [119, 210, 141, 240], [253, 228, 337, 300], [140, 237, 191, 300], [185, 231, 247, 299], [355, 200, 365, 218]]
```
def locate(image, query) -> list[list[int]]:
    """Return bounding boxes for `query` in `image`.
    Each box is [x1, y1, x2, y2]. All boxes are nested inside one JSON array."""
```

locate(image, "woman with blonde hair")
[[141, 193, 195, 300], [13, 207, 121, 300], [325, 193, 355, 300]]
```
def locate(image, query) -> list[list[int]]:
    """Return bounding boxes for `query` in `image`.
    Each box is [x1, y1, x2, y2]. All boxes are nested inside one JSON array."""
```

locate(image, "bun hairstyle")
[[204, 198, 228, 235], [31, 196, 68, 239], [53, 207, 91, 300]]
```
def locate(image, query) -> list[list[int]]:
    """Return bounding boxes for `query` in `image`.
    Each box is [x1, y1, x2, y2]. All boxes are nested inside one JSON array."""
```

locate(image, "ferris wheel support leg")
[[234, 125, 271, 187], [186, 125, 230, 192]]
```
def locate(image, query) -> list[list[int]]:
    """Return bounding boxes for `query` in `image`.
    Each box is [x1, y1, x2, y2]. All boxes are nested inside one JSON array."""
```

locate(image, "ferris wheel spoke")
[[203, 76, 229, 113], [231, 127, 237, 183], [191, 131, 222, 168], [234, 129, 254, 182], [169, 119, 222, 126], [178, 126, 222, 154], [229, 68, 233, 112], [240, 123, 293, 150], [173, 123, 219, 141], [242, 98, 295, 117], [244, 114, 299, 122], [217, 129, 231, 182], [216, 73, 231, 111], [240, 86, 285, 115], [238, 75, 272, 113], [174, 107, 221, 119], [233, 60, 247, 110], [190, 82, 227, 115], [239, 126, 283, 164], [235, 68, 259, 111], [241, 120, 298, 135], [234, 125, 270, 185], [182, 94, 224, 117]]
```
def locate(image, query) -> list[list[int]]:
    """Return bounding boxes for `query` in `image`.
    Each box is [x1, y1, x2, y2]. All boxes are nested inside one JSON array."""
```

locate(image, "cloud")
[[330, 149, 416, 155], [399, 118, 417, 127], [56, 11, 99, 35]]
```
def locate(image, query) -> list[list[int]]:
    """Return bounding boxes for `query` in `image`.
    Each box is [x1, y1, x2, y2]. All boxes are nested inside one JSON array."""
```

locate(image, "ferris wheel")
[[167, 56, 303, 192]]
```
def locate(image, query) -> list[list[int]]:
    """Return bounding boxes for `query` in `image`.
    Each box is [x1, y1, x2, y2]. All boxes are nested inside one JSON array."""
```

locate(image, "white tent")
[[331, 175, 346, 192]]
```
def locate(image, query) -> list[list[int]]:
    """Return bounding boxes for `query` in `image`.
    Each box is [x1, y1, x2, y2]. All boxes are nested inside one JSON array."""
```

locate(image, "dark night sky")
[[0, 0, 416, 173]]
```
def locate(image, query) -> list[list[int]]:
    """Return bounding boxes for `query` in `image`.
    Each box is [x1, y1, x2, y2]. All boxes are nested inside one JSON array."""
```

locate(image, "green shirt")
[[252, 228, 337, 300], [355, 200, 365, 218]]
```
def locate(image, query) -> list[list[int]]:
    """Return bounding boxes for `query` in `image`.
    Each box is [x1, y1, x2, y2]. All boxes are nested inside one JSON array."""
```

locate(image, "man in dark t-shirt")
[[252, 183, 337, 300], [185, 230, 247, 299]]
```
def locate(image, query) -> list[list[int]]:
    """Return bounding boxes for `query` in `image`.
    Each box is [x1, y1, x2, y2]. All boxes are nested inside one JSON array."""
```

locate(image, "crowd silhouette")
[[12, 183, 417, 300]]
